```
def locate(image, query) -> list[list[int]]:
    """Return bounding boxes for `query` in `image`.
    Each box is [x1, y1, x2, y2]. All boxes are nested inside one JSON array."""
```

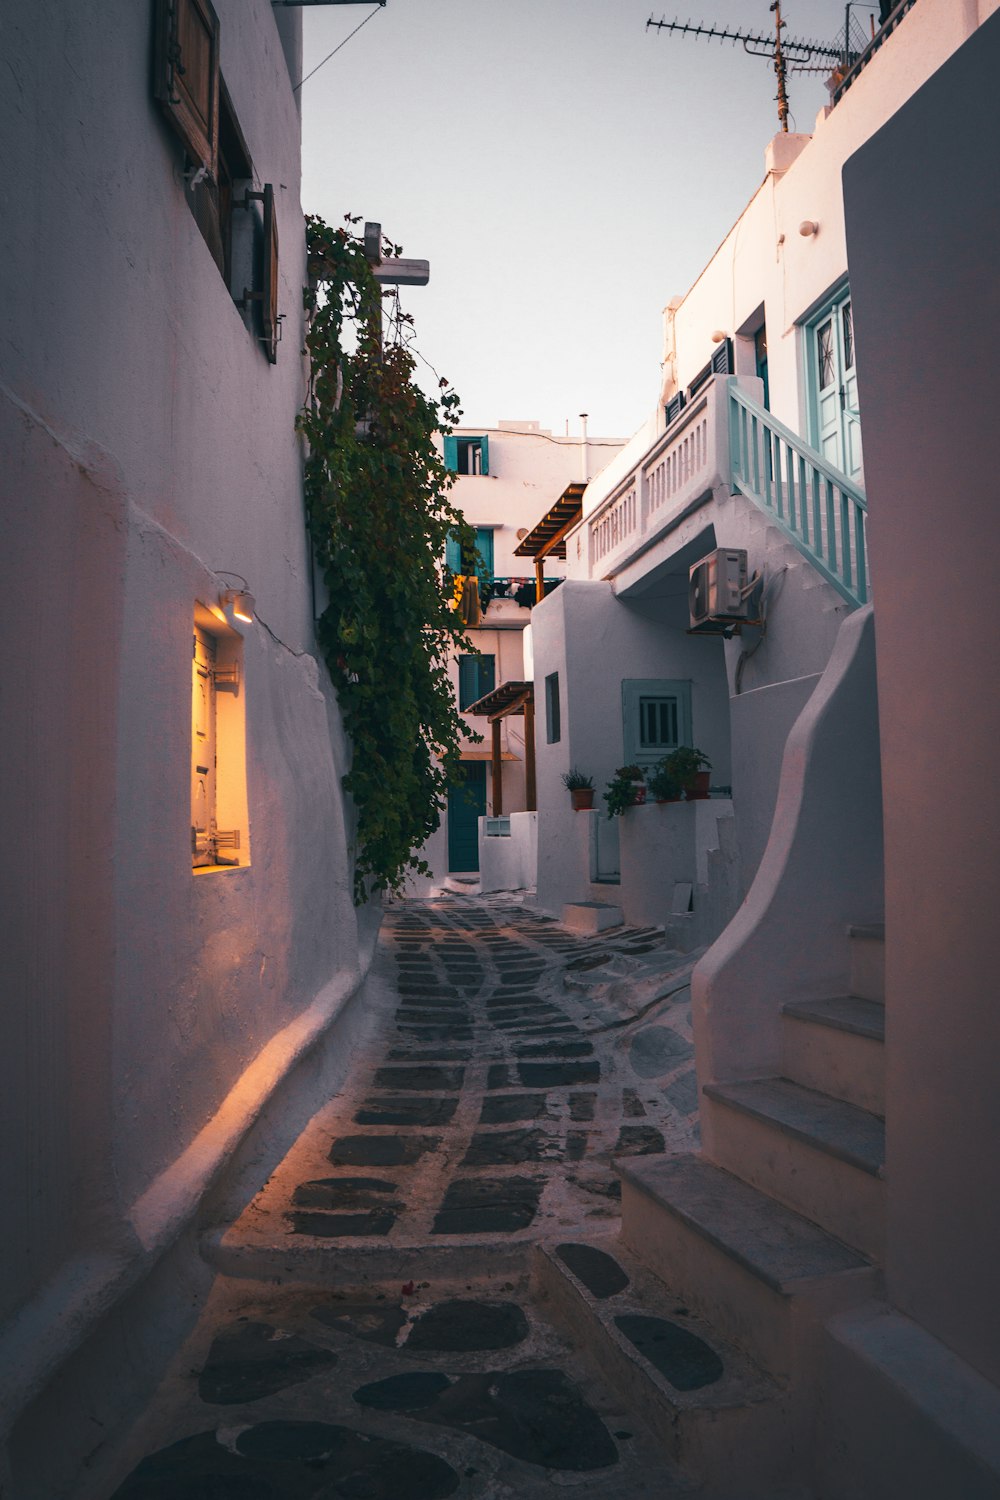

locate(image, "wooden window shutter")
[[261, 183, 279, 364], [153, 0, 221, 177], [445, 531, 462, 573], [443, 436, 459, 472], [479, 436, 489, 475]]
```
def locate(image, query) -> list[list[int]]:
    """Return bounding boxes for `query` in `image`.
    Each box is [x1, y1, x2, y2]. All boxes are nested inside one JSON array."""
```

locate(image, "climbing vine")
[[299, 214, 479, 903]]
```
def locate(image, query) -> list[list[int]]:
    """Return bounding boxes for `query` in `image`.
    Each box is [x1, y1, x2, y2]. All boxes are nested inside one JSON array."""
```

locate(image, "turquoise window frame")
[[446, 527, 494, 581], [443, 435, 489, 475]]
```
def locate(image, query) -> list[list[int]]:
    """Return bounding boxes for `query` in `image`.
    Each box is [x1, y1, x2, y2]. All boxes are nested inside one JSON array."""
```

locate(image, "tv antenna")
[[646, 3, 870, 132]]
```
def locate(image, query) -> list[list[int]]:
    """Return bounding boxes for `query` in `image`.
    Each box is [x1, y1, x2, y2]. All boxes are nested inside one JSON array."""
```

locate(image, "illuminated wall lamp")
[[798, 220, 819, 237], [217, 572, 256, 624]]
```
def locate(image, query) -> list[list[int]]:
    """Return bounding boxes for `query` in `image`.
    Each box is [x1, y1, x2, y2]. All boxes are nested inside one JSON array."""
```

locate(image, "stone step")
[[533, 1232, 798, 1497], [561, 901, 624, 934], [618, 1154, 877, 1379], [702, 1078, 885, 1258], [818, 1302, 1000, 1499], [781, 996, 885, 1116], [848, 922, 885, 1002]]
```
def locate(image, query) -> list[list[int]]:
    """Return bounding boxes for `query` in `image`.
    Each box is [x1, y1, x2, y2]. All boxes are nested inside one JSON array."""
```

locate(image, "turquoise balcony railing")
[[728, 378, 869, 607]]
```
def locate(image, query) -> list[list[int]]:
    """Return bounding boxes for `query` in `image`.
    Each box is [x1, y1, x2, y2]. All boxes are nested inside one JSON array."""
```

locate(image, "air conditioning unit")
[[689, 547, 750, 633]]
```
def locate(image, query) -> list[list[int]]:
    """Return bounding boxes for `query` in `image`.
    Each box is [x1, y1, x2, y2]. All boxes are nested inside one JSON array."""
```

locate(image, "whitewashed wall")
[[0, 3, 368, 1488], [843, 4, 1000, 1396]]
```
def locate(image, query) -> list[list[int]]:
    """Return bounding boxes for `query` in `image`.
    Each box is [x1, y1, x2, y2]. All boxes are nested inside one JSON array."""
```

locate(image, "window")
[[443, 436, 490, 475], [446, 527, 494, 584], [622, 678, 692, 768], [192, 611, 250, 871], [153, 0, 279, 360], [545, 672, 561, 744], [458, 653, 495, 710]]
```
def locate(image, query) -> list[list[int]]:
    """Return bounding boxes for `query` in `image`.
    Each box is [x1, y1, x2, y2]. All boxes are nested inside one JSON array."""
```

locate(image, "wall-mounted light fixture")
[[798, 220, 819, 237], [217, 572, 256, 624], [710, 329, 730, 344]]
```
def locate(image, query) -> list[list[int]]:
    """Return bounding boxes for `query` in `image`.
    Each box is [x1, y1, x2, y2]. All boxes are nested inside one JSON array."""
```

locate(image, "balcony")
[[566, 375, 868, 610], [568, 377, 730, 586]]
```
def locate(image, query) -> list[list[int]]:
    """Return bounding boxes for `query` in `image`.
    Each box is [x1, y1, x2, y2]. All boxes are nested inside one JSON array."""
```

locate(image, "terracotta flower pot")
[[685, 771, 711, 800], [570, 787, 595, 811]]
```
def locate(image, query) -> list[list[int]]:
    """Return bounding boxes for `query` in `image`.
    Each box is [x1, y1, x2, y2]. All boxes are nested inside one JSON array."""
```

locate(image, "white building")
[[528, 3, 1000, 1493], [414, 419, 623, 894], [529, 0, 996, 944], [0, 5, 373, 1493]]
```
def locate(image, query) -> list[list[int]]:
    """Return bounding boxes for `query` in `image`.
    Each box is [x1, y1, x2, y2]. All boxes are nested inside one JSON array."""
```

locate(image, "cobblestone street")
[[103, 894, 737, 1499]]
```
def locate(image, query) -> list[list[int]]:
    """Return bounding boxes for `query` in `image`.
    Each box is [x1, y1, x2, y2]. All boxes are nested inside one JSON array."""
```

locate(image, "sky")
[[300, 0, 873, 439]]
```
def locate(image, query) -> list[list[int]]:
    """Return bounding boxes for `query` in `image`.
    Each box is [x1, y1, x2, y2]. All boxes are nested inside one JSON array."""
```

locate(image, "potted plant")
[[665, 746, 712, 800], [603, 764, 647, 818], [648, 757, 683, 803], [562, 768, 595, 811]]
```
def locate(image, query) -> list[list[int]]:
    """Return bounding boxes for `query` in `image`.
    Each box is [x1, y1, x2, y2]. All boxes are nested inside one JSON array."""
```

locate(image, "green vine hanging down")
[[299, 215, 480, 903]]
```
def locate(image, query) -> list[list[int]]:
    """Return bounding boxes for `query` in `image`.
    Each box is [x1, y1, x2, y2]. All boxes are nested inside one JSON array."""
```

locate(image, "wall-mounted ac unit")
[[689, 548, 750, 633]]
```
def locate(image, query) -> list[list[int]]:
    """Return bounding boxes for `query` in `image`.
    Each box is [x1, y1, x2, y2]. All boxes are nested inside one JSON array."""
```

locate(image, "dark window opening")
[[545, 672, 561, 744], [639, 696, 679, 751], [444, 436, 490, 475]]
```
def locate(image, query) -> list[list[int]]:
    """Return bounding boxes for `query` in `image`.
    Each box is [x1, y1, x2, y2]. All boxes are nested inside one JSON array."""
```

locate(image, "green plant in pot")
[[648, 757, 683, 803], [604, 764, 646, 818], [664, 746, 712, 800], [562, 768, 595, 811]]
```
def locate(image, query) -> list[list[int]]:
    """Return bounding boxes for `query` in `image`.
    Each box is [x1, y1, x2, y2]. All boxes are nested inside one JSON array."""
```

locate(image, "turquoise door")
[[809, 289, 862, 480], [447, 762, 486, 872]]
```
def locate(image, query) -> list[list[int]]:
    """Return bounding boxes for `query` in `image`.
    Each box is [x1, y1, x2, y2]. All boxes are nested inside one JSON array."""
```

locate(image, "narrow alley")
[[101, 895, 755, 1499]]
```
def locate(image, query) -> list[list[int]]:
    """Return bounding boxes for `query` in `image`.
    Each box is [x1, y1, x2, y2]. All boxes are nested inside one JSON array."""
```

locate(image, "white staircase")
[[539, 923, 887, 1496]]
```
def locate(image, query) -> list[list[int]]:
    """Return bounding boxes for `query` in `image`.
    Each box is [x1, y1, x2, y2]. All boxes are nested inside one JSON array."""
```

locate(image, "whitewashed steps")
[[848, 922, 885, 1002], [533, 1231, 801, 1497], [561, 900, 624, 934], [618, 1154, 877, 1379], [782, 995, 885, 1116], [702, 1077, 885, 1257]]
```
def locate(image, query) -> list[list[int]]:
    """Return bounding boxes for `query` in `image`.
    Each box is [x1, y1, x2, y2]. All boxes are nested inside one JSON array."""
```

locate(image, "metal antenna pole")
[[771, 0, 789, 132], [646, 6, 845, 130]]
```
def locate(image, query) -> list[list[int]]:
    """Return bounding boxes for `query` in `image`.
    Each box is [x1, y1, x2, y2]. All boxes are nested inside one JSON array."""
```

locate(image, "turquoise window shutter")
[[458, 655, 478, 709], [479, 435, 489, 475], [443, 435, 459, 472], [446, 531, 462, 572], [478, 653, 496, 698], [475, 528, 494, 579]]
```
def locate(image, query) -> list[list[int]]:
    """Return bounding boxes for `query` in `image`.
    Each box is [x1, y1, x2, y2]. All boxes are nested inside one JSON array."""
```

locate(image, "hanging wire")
[[293, 5, 383, 93]]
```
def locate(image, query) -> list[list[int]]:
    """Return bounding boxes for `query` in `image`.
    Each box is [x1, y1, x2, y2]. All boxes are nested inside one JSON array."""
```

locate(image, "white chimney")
[[579, 412, 589, 482]]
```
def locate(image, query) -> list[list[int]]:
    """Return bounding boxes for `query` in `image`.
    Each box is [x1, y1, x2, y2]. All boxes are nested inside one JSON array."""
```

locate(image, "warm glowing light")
[[233, 590, 255, 623]]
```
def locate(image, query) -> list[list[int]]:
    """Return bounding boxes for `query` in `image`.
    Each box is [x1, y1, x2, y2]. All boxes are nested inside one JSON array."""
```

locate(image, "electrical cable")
[[293, 5, 383, 93]]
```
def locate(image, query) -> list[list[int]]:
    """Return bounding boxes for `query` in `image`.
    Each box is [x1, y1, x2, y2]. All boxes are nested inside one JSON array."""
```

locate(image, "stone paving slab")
[[205, 892, 701, 1273], [100, 1272, 694, 1498]]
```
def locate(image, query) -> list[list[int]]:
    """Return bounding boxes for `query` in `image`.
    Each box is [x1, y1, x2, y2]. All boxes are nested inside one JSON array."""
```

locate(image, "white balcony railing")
[[580, 380, 727, 580]]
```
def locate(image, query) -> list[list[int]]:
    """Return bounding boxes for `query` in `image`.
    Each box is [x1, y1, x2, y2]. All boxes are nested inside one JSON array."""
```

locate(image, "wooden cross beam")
[[364, 221, 429, 287]]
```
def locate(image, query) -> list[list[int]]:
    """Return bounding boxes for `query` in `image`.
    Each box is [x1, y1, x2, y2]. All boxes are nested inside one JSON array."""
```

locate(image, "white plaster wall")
[[0, 0, 363, 1460], [617, 800, 735, 929], [533, 806, 602, 917], [728, 674, 822, 889], [478, 812, 538, 894], [692, 607, 883, 1099], [843, 8, 1000, 1389]]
